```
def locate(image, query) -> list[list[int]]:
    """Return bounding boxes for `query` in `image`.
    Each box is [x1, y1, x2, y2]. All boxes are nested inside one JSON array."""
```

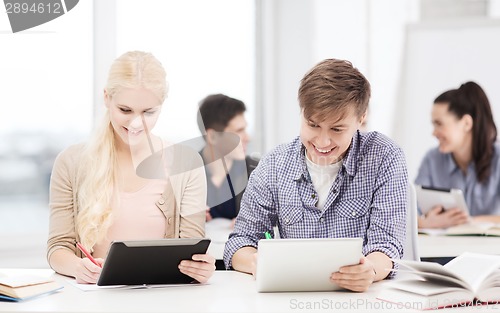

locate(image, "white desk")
[[1, 269, 496, 313], [418, 234, 500, 258]]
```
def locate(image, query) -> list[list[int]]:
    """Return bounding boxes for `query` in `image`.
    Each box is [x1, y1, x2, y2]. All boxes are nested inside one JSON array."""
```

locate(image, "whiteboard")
[[393, 19, 500, 181]]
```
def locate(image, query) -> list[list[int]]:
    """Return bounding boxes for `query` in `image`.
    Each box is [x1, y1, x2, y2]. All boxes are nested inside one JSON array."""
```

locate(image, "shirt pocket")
[[334, 197, 370, 219], [278, 207, 304, 238]]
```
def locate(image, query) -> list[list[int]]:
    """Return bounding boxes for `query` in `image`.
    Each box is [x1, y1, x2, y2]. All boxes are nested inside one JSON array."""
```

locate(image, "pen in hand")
[[76, 242, 101, 268]]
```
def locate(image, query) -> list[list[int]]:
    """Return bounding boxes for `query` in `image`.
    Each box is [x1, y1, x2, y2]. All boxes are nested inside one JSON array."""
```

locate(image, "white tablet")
[[256, 238, 362, 292], [97, 238, 210, 286], [415, 185, 469, 215]]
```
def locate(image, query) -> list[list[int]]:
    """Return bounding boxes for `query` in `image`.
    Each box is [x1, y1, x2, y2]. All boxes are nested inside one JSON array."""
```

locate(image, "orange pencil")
[[76, 242, 101, 268]]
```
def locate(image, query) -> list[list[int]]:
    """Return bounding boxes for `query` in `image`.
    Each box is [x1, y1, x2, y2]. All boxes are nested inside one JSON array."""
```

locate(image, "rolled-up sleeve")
[[364, 147, 408, 278]]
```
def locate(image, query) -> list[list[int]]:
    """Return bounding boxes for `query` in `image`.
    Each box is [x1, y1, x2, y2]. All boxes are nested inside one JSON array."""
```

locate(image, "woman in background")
[[416, 81, 500, 228], [47, 51, 215, 283]]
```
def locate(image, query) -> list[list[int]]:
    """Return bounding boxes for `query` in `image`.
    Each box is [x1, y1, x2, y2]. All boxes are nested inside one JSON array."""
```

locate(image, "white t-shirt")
[[305, 152, 342, 210]]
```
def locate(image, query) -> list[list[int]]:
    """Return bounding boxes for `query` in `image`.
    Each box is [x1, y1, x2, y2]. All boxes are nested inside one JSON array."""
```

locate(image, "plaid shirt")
[[224, 131, 408, 278]]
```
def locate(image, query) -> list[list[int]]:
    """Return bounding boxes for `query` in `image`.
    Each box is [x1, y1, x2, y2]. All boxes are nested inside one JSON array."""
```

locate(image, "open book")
[[377, 252, 500, 310], [419, 222, 500, 237], [0, 275, 63, 302]]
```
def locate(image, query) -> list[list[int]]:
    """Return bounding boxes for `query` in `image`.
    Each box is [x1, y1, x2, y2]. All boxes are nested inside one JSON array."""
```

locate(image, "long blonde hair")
[[77, 51, 168, 250]]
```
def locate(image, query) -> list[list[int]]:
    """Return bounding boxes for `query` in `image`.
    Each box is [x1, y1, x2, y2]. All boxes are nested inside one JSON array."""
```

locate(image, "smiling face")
[[105, 87, 162, 148], [431, 103, 472, 154], [300, 107, 364, 165]]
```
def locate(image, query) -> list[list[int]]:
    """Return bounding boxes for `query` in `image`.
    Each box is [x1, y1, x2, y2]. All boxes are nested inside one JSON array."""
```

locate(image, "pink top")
[[92, 179, 167, 258]]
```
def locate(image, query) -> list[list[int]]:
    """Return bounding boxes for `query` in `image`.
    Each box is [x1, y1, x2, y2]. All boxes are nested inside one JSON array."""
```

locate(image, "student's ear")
[[462, 114, 473, 132], [206, 129, 218, 146], [359, 111, 367, 128], [104, 89, 110, 109]]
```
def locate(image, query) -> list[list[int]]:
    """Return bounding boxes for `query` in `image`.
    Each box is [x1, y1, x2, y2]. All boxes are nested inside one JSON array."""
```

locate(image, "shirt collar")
[[445, 152, 476, 176], [445, 153, 459, 175], [342, 131, 360, 177]]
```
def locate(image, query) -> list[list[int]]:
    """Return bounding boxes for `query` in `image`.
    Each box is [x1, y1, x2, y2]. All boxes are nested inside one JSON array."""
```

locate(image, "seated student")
[[223, 59, 408, 292], [415, 81, 500, 229], [47, 51, 215, 284], [197, 94, 259, 222]]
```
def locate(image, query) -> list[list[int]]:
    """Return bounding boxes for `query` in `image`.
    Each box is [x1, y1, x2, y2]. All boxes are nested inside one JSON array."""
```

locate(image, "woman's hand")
[[178, 253, 216, 284], [330, 257, 376, 292], [419, 206, 469, 229], [75, 257, 104, 284]]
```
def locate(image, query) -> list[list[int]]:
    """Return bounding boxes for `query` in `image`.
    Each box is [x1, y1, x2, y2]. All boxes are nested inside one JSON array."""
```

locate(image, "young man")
[[223, 59, 408, 292], [197, 94, 259, 221]]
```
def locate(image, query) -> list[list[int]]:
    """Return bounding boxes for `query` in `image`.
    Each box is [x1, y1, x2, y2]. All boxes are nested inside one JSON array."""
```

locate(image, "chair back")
[[403, 183, 420, 261]]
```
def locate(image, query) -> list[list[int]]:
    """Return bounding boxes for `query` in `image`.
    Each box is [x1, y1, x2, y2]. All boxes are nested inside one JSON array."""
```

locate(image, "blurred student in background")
[[47, 51, 215, 284], [197, 94, 259, 223], [415, 81, 500, 229]]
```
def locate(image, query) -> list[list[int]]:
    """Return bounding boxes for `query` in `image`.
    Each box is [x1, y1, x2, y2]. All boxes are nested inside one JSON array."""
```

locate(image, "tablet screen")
[[415, 185, 469, 215]]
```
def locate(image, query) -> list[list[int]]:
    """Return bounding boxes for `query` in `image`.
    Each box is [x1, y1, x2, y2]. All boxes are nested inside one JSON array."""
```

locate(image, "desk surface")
[[2, 269, 497, 313], [418, 234, 500, 258]]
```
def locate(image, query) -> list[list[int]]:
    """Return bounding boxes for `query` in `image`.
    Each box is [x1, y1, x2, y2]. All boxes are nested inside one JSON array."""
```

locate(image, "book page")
[[445, 252, 500, 292], [418, 228, 448, 236], [445, 222, 496, 236], [387, 279, 470, 296], [393, 259, 472, 290], [0, 275, 53, 288], [477, 286, 500, 302]]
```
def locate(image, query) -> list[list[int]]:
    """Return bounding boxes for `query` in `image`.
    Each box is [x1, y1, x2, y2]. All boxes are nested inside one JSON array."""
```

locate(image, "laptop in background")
[[256, 237, 363, 292]]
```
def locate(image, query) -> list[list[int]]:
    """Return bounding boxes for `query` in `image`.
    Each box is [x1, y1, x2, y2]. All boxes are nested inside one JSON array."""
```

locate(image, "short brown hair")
[[298, 59, 370, 122], [197, 94, 246, 133]]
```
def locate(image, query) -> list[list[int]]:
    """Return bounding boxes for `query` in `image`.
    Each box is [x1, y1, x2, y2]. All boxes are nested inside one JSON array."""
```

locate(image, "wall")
[[255, 0, 420, 154], [393, 19, 500, 179], [255, 0, 500, 181]]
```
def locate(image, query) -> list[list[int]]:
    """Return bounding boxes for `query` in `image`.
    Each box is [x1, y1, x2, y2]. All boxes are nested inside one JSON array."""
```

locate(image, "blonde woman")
[[47, 51, 215, 284]]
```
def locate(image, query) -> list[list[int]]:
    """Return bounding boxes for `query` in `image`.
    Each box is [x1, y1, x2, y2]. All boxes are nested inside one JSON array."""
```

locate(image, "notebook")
[[256, 237, 363, 292], [97, 238, 211, 286]]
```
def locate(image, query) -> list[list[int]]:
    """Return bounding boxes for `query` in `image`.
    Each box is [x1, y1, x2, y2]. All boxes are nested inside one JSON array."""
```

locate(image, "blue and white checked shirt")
[[224, 131, 408, 278], [415, 143, 500, 216]]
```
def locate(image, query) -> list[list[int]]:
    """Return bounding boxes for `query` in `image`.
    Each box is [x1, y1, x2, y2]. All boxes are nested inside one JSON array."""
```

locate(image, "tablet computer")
[[97, 238, 211, 286], [256, 237, 362, 292], [415, 185, 469, 215]]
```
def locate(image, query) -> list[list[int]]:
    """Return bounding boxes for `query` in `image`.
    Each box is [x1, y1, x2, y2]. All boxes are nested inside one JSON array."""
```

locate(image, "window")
[[0, 1, 93, 268], [115, 0, 256, 144]]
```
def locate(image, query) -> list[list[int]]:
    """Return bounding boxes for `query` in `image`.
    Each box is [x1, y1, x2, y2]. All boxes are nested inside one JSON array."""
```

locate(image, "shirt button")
[[352, 211, 357, 217], [320, 217, 324, 222], [285, 217, 290, 224], [311, 194, 316, 199], [167, 217, 172, 225], [158, 198, 165, 205]]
